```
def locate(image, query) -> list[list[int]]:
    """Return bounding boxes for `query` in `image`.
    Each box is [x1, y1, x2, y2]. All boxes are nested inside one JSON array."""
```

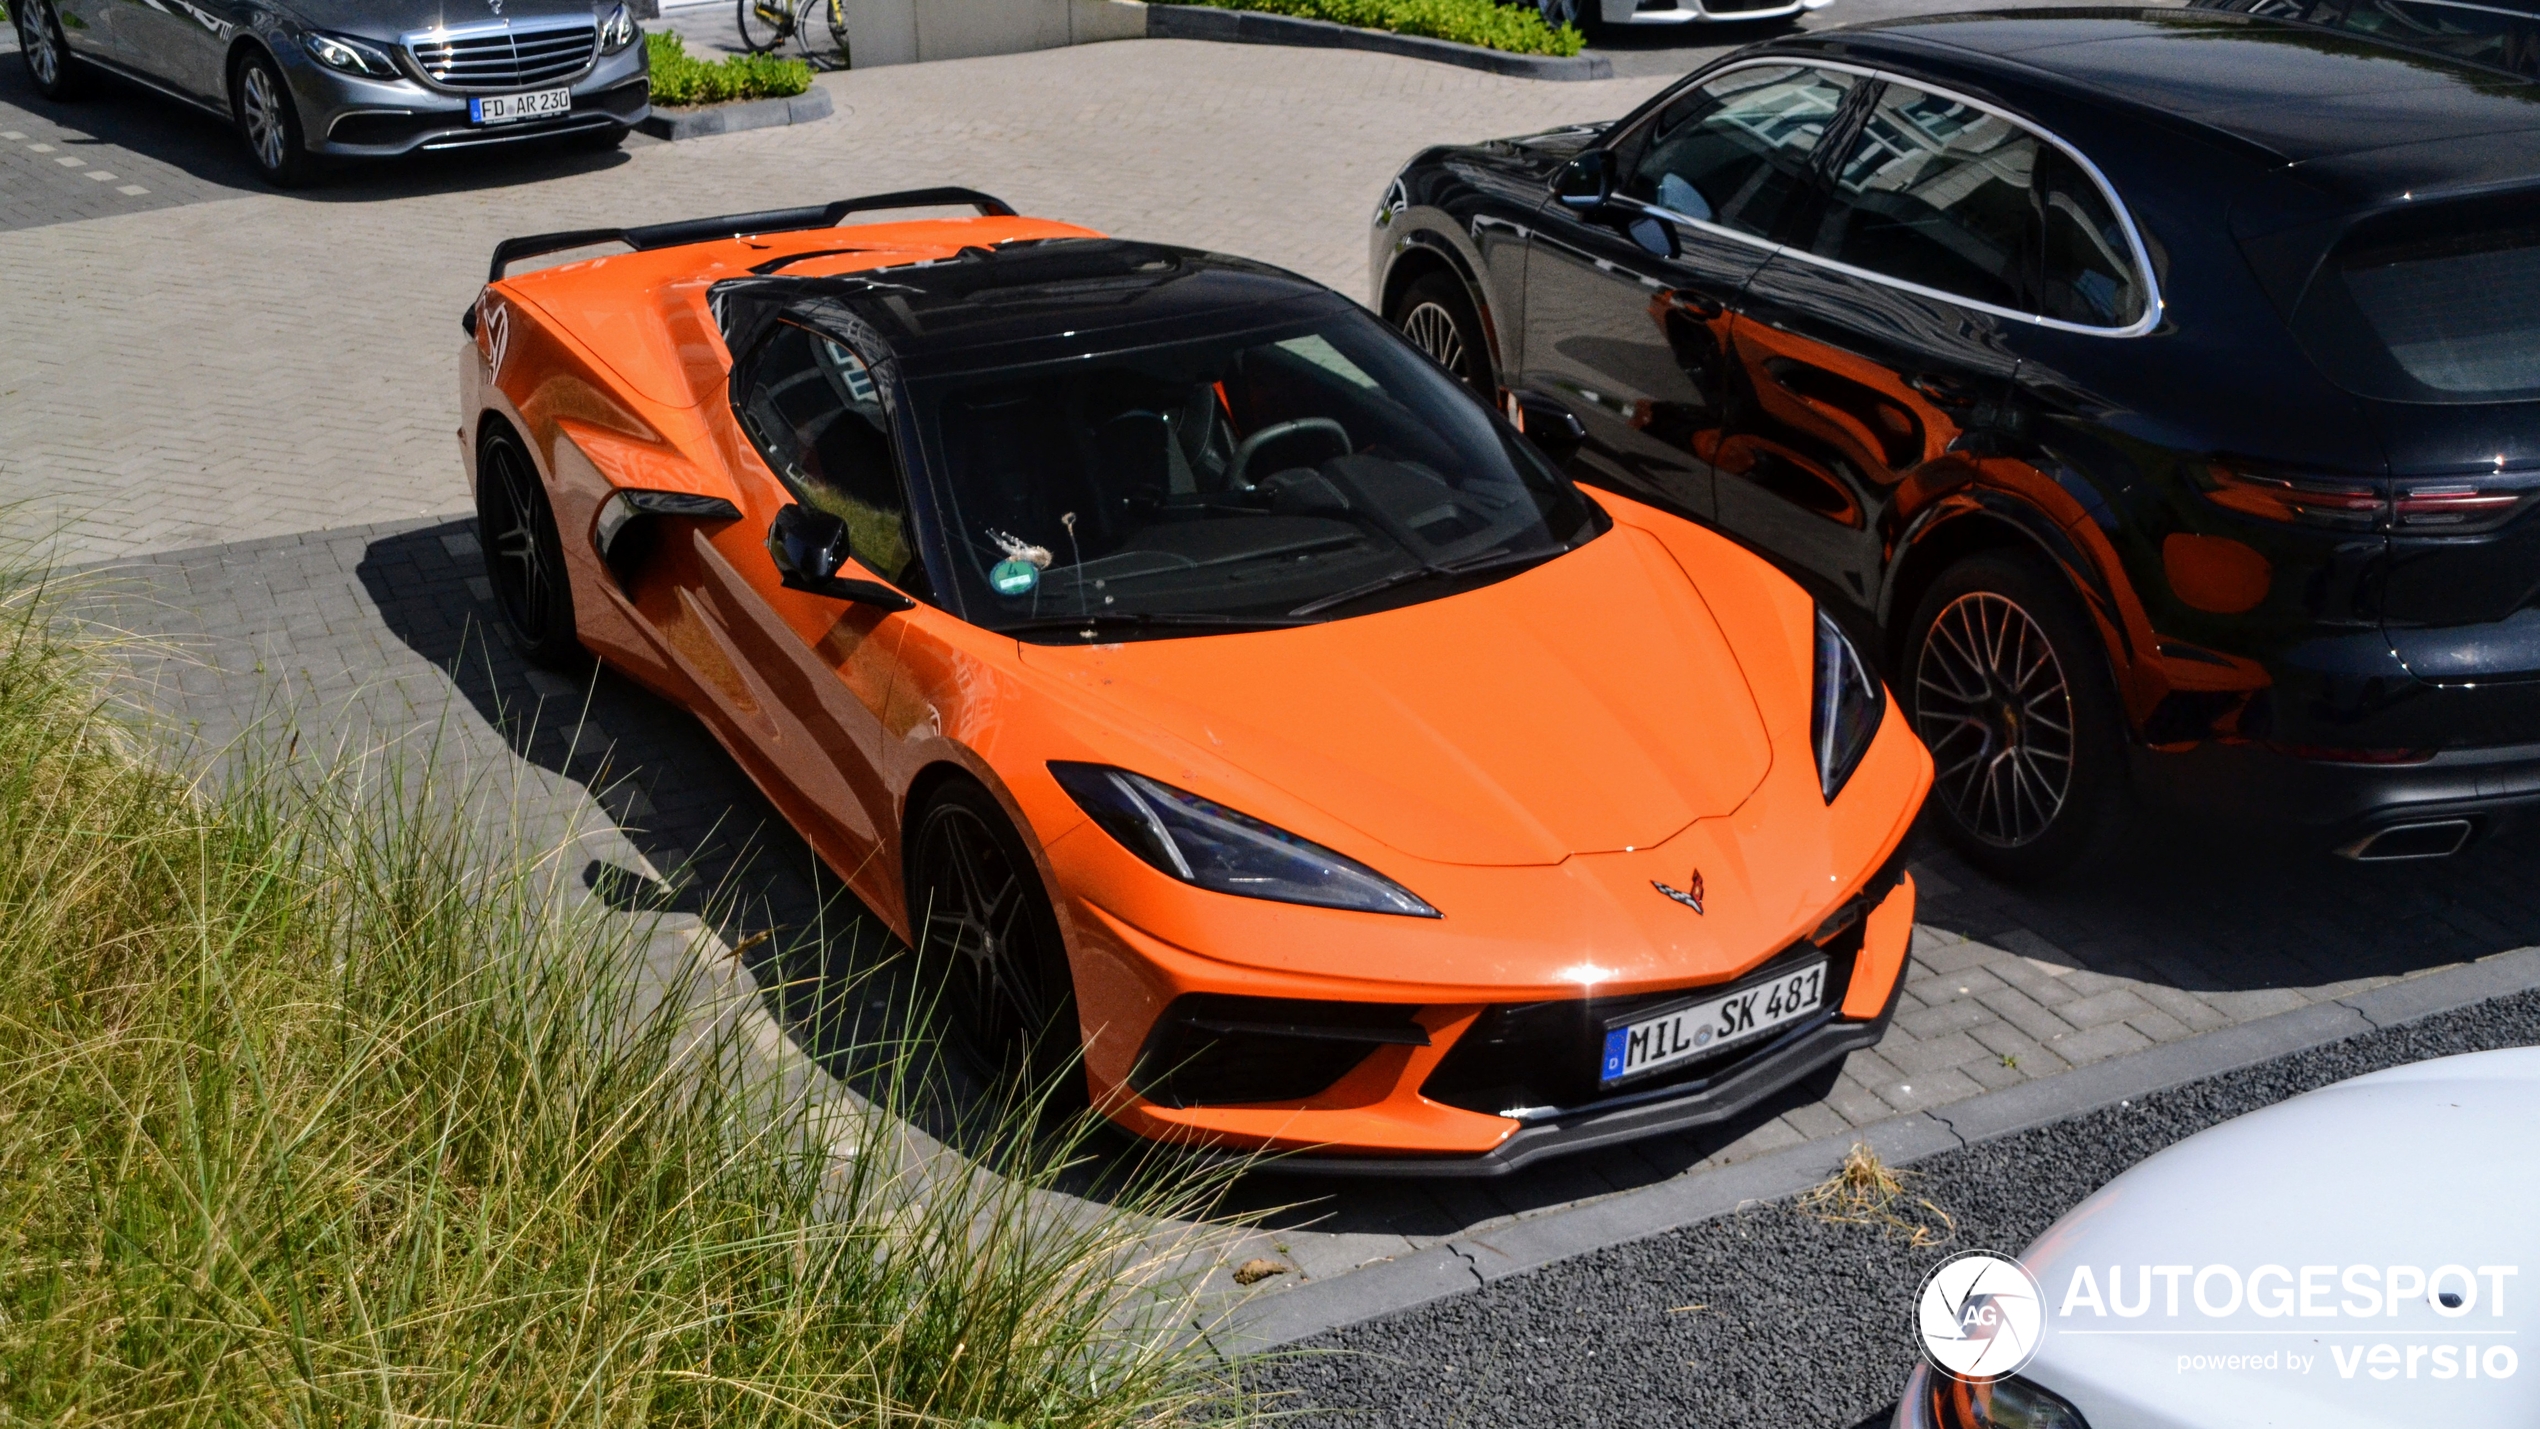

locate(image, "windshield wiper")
[[1286, 546, 1561, 619], [998, 611, 1311, 638]]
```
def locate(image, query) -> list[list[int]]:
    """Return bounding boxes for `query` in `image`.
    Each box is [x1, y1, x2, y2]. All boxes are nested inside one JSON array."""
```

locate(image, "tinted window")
[[908, 307, 1605, 638], [737, 322, 923, 589], [1806, 84, 2040, 312], [2292, 202, 2540, 401], [1622, 64, 1857, 239], [2034, 145, 2147, 327]]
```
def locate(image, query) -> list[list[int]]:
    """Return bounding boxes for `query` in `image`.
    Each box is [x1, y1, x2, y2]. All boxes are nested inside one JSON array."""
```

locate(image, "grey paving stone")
[[2046, 1020, 2157, 1067]]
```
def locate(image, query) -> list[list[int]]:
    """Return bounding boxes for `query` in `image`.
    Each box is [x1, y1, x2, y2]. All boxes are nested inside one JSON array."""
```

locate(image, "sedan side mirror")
[[1553, 151, 1613, 212], [767, 504, 915, 611], [1513, 389, 1588, 469]]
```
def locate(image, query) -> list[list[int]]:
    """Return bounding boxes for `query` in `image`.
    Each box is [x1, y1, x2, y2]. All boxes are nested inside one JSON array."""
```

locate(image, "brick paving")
[[18, 23, 2534, 1309]]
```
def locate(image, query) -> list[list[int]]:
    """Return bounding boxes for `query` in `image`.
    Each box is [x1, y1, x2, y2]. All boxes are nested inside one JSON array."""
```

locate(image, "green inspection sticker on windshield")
[[990, 559, 1041, 597]]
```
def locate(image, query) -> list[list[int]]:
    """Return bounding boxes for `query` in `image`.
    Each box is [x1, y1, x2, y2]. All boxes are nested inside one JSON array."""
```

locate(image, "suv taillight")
[[2199, 462, 2385, 529]]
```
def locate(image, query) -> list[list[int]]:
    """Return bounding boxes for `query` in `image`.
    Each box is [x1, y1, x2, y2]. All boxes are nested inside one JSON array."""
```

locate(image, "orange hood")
[[1017, 526, 1776, 867]]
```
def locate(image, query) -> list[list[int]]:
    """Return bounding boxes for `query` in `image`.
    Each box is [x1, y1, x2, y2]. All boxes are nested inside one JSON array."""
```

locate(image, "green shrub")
[[0, 570, 1240, 1426], [648, 29, 813, 106], [1155, 0, 1584, 57]]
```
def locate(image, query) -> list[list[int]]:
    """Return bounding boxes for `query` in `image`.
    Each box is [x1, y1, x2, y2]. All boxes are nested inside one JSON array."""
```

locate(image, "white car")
[[1896, 1049, 2539, 1429], [1534, 0, 1839, 29]]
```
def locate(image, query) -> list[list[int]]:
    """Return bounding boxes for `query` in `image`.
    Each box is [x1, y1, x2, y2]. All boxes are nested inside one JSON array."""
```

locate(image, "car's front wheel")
[[231, 49, 317, 188], [906, 779, 1082, 1102], [1905, 551, 2126, 883], [475, 426, 585, 669], [1388, 270, 1492, 397], [17, 0, 88, 102]]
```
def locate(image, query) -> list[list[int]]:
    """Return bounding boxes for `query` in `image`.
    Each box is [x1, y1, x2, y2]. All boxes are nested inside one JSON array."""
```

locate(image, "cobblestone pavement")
[[20, 21, 2534, 1318]]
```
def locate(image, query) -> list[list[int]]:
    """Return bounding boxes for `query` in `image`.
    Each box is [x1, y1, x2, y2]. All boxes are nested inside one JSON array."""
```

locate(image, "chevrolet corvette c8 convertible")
[[460, 190, 1932, 1172]]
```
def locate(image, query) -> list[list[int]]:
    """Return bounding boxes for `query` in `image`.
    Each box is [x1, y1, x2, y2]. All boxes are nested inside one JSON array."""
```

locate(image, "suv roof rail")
[[483, 187, 1019, 281]]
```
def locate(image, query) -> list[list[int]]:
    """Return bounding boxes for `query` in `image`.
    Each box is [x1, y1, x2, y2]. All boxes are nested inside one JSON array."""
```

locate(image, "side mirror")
[[769, 502, 851, 587], [767, 504, 915, 611], [1513, 389, 1588, 469], [1553, 151, 1613, 212]]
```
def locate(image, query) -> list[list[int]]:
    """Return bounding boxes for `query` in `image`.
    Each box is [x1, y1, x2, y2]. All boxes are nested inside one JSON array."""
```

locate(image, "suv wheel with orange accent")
[[476, 426, 584, 670], [907, 779, 1083, 1104], [1906, 551, 2126, 883]]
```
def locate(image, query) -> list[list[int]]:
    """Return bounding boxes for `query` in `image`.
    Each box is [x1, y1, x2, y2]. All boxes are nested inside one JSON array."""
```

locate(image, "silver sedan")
[[12, 0, 651, 185]]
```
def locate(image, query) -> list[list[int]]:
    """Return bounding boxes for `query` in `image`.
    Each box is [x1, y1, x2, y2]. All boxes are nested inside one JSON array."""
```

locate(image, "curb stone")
[[1146, 5, 1613, 81], [637, 84, 835, 141], [1211, 943, 2540, 1353]]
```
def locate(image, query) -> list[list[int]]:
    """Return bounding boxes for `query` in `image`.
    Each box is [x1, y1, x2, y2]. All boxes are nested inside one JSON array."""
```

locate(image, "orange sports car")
[[459, 188, 1932, 1173]]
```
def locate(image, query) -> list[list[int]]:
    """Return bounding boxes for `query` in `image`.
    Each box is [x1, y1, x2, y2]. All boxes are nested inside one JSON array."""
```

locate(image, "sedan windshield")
[[907, 306, 1605, 638]]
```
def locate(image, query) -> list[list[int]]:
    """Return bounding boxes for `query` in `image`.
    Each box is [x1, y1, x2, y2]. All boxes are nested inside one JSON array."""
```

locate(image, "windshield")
[[907, 306, 1606, 638]]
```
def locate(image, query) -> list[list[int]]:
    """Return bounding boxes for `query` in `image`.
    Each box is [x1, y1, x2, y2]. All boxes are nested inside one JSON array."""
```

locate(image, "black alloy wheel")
[[475, 427, 584, 669], [18, 0, 86, 101], [1389, 271, 1492, 397], [231, 49, 316, 188], [907, 781, 1082, 1101], [1906, 551, 2124, 882]]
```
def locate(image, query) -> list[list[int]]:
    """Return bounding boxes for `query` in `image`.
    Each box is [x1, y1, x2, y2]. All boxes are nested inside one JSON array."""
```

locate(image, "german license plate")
[[470, 87, 572, 125], [1600, 960, 1828, 1085]]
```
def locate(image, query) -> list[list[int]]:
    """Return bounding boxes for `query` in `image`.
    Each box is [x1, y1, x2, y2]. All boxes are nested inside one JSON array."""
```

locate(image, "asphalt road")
[[1242, 988, 2540, 1428]]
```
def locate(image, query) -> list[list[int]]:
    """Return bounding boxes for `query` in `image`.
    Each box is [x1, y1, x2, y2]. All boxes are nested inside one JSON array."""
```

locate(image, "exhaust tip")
[[2337, 819, 2476, 862]]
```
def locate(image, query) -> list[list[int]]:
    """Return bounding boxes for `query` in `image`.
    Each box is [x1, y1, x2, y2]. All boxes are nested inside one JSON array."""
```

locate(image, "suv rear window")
[[2289, 197, 2540, 401]]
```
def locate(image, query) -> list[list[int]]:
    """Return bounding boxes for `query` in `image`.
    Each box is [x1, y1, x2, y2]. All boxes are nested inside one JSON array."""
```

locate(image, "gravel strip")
[[1240, 988, 2540, 1428]]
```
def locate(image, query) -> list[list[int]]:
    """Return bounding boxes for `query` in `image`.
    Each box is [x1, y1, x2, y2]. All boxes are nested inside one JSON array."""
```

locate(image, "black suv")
[[1371, 5, 2540, 879]]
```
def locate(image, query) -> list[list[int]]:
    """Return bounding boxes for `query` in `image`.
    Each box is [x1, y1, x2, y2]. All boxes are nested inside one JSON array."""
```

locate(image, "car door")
[[1721, 77, 2035, 612], [1519, 63, 1861, 523], [102, 0, 223, 95], [649, 320, 921, 902]]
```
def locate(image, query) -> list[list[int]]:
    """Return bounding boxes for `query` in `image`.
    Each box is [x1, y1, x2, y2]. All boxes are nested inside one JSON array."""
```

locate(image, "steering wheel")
[[1227, 417, 1352, 491]]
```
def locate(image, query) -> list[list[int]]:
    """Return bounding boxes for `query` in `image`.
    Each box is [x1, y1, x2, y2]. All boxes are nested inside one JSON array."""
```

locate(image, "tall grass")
[[0, 572, 1238, 1425]]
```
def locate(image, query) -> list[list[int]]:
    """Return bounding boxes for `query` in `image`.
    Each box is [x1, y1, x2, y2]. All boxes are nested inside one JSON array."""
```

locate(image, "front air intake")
[[1131, 995, 1427, 1107], [409, 21, 597, 92]]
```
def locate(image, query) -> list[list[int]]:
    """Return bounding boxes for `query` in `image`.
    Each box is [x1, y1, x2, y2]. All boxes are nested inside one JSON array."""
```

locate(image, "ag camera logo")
[[1918, 1251, 2046, 1381]]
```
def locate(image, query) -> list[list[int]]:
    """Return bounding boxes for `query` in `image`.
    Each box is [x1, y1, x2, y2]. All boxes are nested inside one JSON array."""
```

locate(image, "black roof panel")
[[1814, 9, 2540, 192]]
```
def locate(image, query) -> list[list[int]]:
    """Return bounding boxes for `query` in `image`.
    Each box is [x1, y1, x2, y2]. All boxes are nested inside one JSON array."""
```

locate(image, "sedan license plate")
[[470, 87, 572, 125], [1600, 961, 1827, 1085]]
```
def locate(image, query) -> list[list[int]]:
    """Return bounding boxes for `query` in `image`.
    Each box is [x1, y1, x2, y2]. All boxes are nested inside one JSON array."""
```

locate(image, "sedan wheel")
[[909, 783, 1080, 1099], [475, 428, 583, 668], [1906, 552, 2124, 882], [18, 0, 84, 101], [231, 51, 315, 187]]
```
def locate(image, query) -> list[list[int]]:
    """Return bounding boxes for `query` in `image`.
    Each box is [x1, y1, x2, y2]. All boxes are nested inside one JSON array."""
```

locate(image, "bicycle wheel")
[[800, 0, 850, 69], [735, 0, 795, 54]]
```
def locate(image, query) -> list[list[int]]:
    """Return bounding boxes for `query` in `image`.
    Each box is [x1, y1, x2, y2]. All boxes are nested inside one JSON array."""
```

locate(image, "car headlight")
[[1899, 1364, 2091, 1429], [302, 30, 400, 79], [1049, 763, 1439, 917], [599, 3, 639, 52], [1813, 606, 1885, 802]]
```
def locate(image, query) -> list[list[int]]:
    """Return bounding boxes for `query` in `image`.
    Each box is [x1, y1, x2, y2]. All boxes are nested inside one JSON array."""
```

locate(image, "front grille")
[[409, 23, 597, 92], [1420, 853, 1907, 1119]]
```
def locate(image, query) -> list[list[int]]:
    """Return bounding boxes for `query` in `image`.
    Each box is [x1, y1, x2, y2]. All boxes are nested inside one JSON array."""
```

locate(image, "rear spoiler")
[[481, 186, 1018, 282]]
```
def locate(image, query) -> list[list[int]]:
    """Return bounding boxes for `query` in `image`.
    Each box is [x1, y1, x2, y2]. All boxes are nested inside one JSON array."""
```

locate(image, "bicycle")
[[736, 0, 850, 69]]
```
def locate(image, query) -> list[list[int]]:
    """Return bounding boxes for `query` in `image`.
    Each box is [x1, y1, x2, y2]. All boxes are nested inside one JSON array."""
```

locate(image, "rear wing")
[[482, 186, 1018, 282]]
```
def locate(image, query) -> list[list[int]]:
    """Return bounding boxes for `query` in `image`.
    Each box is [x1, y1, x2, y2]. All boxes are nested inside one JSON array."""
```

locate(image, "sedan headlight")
[[303, 30, 400, 79], [1813, 606, 1885, 802], [1049, 763, 1439, 917], [1899, 1364, 2091, 1429], [599, 4, 639, 52]]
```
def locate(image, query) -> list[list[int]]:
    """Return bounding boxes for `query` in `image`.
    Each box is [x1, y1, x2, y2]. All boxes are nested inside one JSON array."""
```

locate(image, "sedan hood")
[[1017, 527, 1775, 867], [2016, 1049, 2540, 1429], [287, 0, 602, 41]]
